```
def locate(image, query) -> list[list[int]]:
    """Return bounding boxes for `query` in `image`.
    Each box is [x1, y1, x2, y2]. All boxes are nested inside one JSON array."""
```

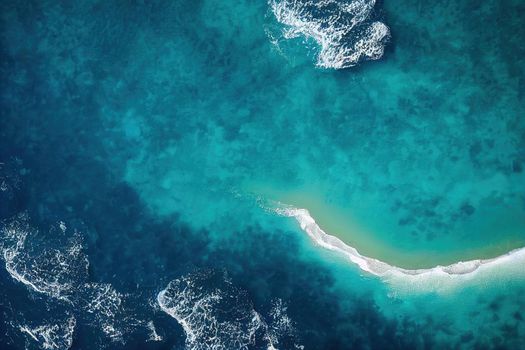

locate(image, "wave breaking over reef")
[[157, 270, 302, 350], [0, 214, 134, 348], [269, 0, 390, 68], [272, 204, 525, 291]]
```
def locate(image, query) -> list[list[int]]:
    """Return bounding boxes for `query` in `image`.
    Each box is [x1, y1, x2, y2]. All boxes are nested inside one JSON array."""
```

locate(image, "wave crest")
[[0, 214, 89, 302], [0, 214, 134, 344], [157, 270, 301, 350], [269, 0, 390, 68]]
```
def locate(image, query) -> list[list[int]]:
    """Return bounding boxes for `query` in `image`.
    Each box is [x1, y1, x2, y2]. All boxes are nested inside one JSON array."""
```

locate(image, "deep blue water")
[[2, 1, 525, 349]]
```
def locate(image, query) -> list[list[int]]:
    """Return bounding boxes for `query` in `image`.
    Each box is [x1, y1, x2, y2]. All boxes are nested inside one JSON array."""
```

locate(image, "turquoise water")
[[1, 0, 525, 349]]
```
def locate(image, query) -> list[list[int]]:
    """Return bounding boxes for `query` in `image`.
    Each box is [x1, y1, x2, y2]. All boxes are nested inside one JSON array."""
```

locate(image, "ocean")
[[1, 0, 524, 349]]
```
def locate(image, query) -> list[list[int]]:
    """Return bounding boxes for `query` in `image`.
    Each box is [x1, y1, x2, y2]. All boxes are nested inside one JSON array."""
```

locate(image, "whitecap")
[[268, 0, 390, 68], [0, 214, 89, 302], [157, 271, 262, 350], [157, 270, 300, 350], [264, 299, 297, 350], [0, 214, 133, 343], [81, 283, 125, 342]]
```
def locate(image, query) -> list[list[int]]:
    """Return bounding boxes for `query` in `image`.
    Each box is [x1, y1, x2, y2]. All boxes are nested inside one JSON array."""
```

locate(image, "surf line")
[[273, 205, 525, 280]]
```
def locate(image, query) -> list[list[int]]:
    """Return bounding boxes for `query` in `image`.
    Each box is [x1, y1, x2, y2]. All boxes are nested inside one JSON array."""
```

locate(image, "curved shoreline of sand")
[[274, 205, 525, 282]]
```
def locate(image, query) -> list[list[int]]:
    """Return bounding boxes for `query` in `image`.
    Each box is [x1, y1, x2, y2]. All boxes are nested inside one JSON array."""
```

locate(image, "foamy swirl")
[[157, 270, 301, 350], [269, 0, 390, 68]]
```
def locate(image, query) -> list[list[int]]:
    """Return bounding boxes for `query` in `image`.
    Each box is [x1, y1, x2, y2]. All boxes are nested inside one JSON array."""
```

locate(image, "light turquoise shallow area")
[[111, 0, 525, 268]]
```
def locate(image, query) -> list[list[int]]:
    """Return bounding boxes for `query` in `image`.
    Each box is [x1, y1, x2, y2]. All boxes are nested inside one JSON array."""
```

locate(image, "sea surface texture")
[[1, 0, 525, 349]]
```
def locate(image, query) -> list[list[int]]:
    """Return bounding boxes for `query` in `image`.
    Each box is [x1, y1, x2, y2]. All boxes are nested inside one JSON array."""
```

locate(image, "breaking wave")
[[157, 270, 302, 350], [1, 215, 89, 302], [269, 0, 390, 68], [0, 214, 134, 347], [272, 204, 525, 291]]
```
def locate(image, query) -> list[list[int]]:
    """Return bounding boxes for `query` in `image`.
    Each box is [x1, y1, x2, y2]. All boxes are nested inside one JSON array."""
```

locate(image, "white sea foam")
[[147, 321, 163, 342], [82, 283, 125, 342], [265, 299, 297, 350], [269, 0, 389, 68], [0, 215, 131, 342], [0, 215, 89, 302], [157, 270, 300, 350], [272, 204, 525, 290], [19, 316, 76, 350], [157, 272, 263, 350]]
